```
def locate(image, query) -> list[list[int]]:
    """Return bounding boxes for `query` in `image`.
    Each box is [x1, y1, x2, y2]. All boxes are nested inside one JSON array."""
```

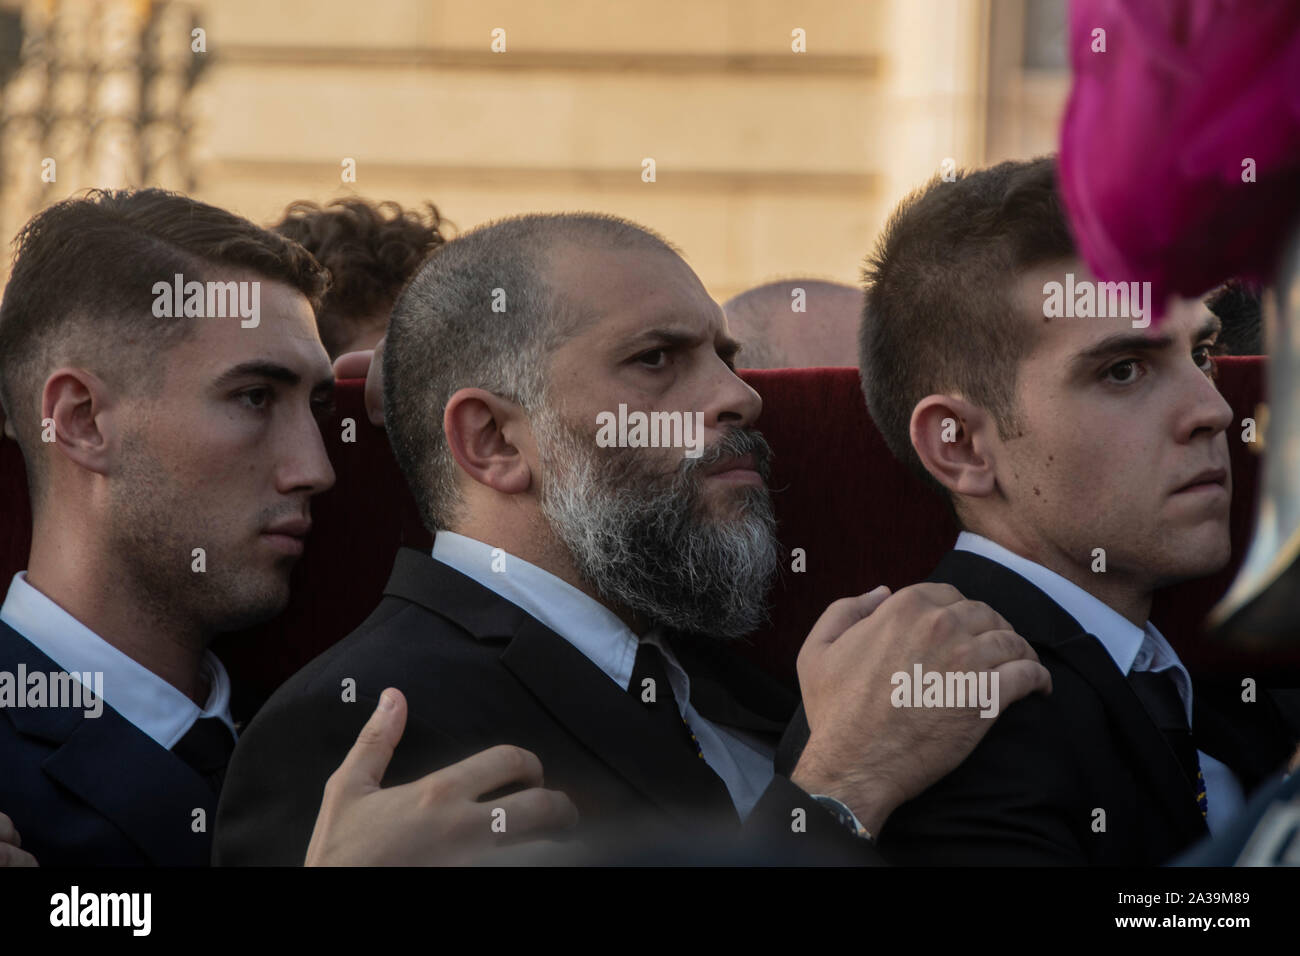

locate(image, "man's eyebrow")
[[1073, 316, 1225, 370], [621, 327, 700, 351], [211, 361, 302, 389], [620, 326, 742, 357], [1073, 332, 1174, 368]]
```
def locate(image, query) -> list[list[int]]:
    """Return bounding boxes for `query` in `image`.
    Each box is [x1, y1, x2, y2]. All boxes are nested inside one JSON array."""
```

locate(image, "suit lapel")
[[1050, 631, 1208, 839], [383, 549, 738, 827], [42, 710, 219, 865], [664, 632, 794, 734], [502, 620, 738, 825], [0, 622, 217, 865], [1192, 681, 1295, 790], [929, 550, 1208, 842]]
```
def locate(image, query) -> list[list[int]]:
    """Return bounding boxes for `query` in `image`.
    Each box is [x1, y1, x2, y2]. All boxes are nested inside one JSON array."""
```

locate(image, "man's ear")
[[42, 367, 116, 477], [909, 394, 997, 498], [443, 387, 533, 496]]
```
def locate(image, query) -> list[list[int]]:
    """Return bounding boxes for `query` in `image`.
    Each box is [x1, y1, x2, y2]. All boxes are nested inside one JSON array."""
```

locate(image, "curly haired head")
[[273, 198, 449, 357]]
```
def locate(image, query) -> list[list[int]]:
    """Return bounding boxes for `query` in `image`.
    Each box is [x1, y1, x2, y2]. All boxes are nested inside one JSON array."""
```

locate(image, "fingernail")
[[379, 690, 395, 711]]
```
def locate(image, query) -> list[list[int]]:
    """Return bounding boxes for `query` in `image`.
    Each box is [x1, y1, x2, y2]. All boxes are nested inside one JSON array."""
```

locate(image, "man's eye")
[[1194, 345, 1220, 377], [1104, 359, 1143, 384], [636, 349, 667, 369], [312, 397, 337, 420], [238, 387, 272, 410]]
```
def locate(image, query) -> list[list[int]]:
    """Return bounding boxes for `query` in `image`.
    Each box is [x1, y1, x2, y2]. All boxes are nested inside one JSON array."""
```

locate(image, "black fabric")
[[1126, 669, 1201, 800], [173, 716, 237, 795], [666, 633, 791, 734], [628, 641, 701, 760], [775, 549, 1299, 865], [214, 547, 883, 865], [0, 621, 221, 865]]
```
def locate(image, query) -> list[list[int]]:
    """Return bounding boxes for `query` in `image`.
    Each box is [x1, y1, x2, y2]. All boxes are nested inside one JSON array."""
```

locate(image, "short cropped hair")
[[273, 198, 447, 357], [0, 188, 328, 502], [860, 157, 1076, 493], [1206, 279, 1262, 356], [384, 212, 678, 532]]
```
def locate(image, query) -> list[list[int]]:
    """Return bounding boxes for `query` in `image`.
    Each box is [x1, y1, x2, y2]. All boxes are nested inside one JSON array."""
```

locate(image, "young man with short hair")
[[793, 157, 1297, 865], [0, 190, 575, 865]]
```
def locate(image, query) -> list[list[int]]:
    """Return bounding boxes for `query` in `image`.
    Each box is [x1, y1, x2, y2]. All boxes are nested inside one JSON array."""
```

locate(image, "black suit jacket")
[[0, 621, 218, 865], [214, 548, 880, 865], [777, 550, 1297, 865]]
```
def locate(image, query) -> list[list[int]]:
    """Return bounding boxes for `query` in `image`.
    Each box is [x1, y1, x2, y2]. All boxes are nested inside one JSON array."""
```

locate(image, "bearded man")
[[214, 213, 1049, 865]]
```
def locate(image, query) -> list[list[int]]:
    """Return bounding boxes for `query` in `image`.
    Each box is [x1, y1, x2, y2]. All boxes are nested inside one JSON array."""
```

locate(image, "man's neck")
[[26, 524, 210, 706], [448, 519, 649, 635], [963, 525, 1153, 627]]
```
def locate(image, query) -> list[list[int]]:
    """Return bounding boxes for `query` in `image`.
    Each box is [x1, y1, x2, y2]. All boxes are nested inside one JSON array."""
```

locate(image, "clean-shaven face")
[[984, 259, 1232, 596], [108, 274, 337, 636]]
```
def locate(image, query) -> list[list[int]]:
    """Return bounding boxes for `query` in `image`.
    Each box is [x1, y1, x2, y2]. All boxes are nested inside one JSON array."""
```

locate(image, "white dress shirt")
[[955, 532, 1244, 833], [0, 571, 236, 750], [431, 531, 776, 818]]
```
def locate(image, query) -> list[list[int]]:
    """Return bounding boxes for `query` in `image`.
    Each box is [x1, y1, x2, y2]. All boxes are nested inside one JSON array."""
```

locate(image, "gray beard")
[[535, 411, 779, 639]]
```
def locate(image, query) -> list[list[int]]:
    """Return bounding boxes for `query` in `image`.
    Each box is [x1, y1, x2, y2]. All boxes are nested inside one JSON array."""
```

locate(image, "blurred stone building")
[[0, 0, 1069, 297]]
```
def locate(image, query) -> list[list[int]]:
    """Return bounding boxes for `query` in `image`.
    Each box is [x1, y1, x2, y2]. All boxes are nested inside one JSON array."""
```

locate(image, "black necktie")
[[1127, 669, 1208, 818], [172, 717, 237, 794], [629, 641, 703, 760]]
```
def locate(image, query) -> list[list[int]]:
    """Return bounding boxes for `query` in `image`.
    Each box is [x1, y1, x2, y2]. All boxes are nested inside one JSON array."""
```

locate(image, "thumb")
[[332, 349, 375, 381], [338, 687, 407, 791]]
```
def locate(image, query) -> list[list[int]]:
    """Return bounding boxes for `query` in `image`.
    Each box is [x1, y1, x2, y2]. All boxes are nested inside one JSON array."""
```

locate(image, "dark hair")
[[273, 198, 448, 358], [0, 187, 328, 501], [1206, 280, 1262, 356], [860, 156, 1076, 494]]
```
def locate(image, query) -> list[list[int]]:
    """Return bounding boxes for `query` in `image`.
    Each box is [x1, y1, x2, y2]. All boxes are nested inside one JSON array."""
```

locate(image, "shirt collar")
[[953, 531, 1175, 677], [431, 531, 644, 690], [0, 572, 235, 748]]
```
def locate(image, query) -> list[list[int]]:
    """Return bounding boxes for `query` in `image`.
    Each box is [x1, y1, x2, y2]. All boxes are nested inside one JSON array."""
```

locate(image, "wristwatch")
[[810, 793, 875, 842]]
